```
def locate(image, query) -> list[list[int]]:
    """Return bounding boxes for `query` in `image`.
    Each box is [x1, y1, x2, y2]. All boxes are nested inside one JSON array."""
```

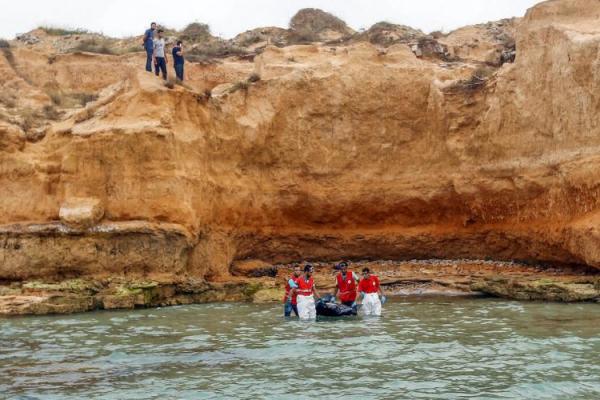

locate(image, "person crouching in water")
[[357, 267, 386, 316], [296, 264, 321, 320], [153, 29, 168, 80], [333, 261, 358, 307], [283, 264, 302, 317], [172, 40, 184, 81]]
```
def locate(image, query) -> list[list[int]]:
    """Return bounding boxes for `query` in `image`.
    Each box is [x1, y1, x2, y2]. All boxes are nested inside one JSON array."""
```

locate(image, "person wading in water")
[[357, 267, 387, 316], [283, 264, 302, 317], [296, 264, 322, 320], [333, 261, 358, 307]]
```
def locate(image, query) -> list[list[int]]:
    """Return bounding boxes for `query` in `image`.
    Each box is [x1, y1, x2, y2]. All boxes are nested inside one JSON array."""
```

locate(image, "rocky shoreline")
[[1, 259, 597, 316]]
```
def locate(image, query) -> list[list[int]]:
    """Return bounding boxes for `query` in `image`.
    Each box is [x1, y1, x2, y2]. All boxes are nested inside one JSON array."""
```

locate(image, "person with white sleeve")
[[357, 267, 386, 316], [295, 264, 322, 320]]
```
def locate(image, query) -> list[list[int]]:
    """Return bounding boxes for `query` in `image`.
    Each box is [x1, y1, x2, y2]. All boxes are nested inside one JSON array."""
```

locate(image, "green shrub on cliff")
[[180, 22, 212, 43]]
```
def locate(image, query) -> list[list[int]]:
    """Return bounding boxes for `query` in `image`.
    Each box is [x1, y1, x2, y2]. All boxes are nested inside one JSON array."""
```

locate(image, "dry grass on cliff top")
[[15, 8, 514, 64], [16, 9, 424, 60], [39, 26, 91, 36]]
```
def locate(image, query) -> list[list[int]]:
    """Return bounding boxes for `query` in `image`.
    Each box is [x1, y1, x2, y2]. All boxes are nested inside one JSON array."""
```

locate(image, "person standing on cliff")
[[333, 261, 358, 307], [172, 40, 185, 81], [142, 22, 157, 72], [283, 264, 302, 317], [296, 264, 322, 320], [357, 267, 386, 316], [153, 29, 168, 80]]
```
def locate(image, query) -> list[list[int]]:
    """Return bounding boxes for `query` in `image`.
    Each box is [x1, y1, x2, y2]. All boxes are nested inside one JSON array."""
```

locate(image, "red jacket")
[[336, 271, 357, 302], [283, 275, 300, 304], [358, 275, 380, 294], [296, 276, 315, 296]]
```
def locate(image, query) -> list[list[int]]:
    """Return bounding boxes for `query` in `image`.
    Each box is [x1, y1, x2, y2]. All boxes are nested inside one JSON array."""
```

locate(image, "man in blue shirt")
[[142, 22, 156, 72], [172, 40, 184, 81]]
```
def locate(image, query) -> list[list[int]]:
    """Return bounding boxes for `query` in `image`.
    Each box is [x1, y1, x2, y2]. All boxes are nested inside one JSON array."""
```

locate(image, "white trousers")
[[297, 295, 316, 320], [362, 293, 382, 316]]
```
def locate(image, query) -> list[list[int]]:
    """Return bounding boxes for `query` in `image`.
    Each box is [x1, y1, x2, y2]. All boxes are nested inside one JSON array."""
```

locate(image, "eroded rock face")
[[1, 0, 600, 310], [0, 222, 193, 280]]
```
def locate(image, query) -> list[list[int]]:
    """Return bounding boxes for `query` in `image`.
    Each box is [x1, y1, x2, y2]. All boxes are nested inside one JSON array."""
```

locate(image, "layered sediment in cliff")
[[2, 0, 600, 314]]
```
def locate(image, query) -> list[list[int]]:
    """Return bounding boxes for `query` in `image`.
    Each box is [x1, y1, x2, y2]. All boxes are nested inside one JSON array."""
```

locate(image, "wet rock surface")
[[0, 278, 273, 315], [2, 259, 596, 315]]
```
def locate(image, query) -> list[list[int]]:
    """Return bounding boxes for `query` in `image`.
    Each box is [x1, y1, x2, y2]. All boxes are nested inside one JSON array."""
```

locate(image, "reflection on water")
[[1, 297, 600, 399]]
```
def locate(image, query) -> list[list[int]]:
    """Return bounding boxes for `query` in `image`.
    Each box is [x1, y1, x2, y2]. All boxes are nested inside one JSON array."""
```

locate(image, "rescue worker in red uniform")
[[357, 267, 386, 316], [296, 264, 321, 320], [283, 264, 302, 317], [333, 261, 358, 307]]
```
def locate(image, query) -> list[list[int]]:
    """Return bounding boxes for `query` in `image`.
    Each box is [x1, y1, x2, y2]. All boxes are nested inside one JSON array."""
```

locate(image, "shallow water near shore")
[[1, 297, 600, 399]]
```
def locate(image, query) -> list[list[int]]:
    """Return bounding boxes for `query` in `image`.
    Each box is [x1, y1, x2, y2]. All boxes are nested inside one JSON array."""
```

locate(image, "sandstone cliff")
[[1, 1, 600, 313]]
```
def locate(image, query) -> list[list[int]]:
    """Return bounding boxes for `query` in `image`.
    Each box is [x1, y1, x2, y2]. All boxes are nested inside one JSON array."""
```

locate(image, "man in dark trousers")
[[142, 22, 156, 72], [283, 264, 302, 317], [152, 29, 168, 80], [172, 40, 185, 81]]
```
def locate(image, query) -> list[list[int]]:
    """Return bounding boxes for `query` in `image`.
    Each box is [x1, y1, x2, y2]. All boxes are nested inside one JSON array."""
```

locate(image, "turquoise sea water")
[[1, 297, 600, 399]]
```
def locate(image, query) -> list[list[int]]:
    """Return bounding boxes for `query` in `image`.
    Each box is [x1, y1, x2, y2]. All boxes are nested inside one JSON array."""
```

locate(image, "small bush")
[[39, 26, 89, 36], [43, 105, 61, 120], [19, 108, 39, 132], [180, 22, 211, 43], [289, 8, 349, 35], [247, 73, 261, 83], [0, 39, 9, 48], [71, 39, 114, 55]]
